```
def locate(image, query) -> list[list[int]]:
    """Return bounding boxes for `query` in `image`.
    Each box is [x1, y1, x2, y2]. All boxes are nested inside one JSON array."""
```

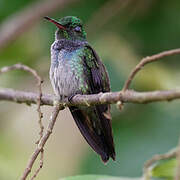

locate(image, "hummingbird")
[[44, 16, 115, 163]]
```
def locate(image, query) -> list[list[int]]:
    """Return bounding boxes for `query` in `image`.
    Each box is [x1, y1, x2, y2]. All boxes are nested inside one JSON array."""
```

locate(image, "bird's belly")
[[50, 62, 81, 98]]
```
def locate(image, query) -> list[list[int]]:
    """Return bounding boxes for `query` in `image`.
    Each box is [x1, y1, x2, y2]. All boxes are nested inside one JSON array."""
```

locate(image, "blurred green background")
[[0, 0, 180, 179]]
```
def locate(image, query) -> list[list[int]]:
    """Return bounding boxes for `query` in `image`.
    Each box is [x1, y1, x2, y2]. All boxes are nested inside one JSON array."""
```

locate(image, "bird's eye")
[[74, 26, 81, 32]]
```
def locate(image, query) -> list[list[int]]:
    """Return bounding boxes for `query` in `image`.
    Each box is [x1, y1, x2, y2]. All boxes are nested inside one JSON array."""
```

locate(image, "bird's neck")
[[53, 39, 88, 51], [55, 29, 87, 42]]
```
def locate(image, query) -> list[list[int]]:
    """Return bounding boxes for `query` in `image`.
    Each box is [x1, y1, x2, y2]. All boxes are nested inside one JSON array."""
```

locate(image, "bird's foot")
[[68, 94, 77, 103]]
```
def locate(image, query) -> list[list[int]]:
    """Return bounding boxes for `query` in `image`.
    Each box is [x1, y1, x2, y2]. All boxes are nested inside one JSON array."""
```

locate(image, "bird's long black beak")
[[44, 16, 66, 30]]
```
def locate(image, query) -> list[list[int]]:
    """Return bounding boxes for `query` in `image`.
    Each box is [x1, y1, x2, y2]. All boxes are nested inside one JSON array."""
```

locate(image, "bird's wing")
[[81, 45, 110, 93], [69, 45, 115, 162]]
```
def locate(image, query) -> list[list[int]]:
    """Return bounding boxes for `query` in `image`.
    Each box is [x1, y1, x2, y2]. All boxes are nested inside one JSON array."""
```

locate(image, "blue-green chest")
[[58, 48, 85, 76], [50, 45, 89, 97]]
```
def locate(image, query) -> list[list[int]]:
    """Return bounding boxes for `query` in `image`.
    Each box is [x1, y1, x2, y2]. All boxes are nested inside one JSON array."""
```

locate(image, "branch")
[[0, 0, 78, 49], [123, 48, 180, 91], [30, 149, 44, 180], [0, 88, 53, 106], [1, 88, 180, 106], [0, 64, 43, 140], [0, 64, 44, 179], [20, 103, 63, 180]]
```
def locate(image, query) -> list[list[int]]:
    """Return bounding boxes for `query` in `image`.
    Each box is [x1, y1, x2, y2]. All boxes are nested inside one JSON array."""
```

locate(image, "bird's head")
[[44, 16, 87, 41]]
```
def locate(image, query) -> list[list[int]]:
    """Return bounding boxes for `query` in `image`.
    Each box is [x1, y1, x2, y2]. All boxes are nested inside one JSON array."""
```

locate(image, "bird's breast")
[[50, 46, 87, 98]]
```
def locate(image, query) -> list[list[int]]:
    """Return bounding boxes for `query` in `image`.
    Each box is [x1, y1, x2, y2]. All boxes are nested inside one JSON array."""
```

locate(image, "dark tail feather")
[[69, 105, 115, 163], [96, 104, 116, 161]]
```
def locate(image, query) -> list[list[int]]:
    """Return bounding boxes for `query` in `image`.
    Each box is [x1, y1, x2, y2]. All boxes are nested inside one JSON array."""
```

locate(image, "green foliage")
[[151, 157, 177, 180]]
